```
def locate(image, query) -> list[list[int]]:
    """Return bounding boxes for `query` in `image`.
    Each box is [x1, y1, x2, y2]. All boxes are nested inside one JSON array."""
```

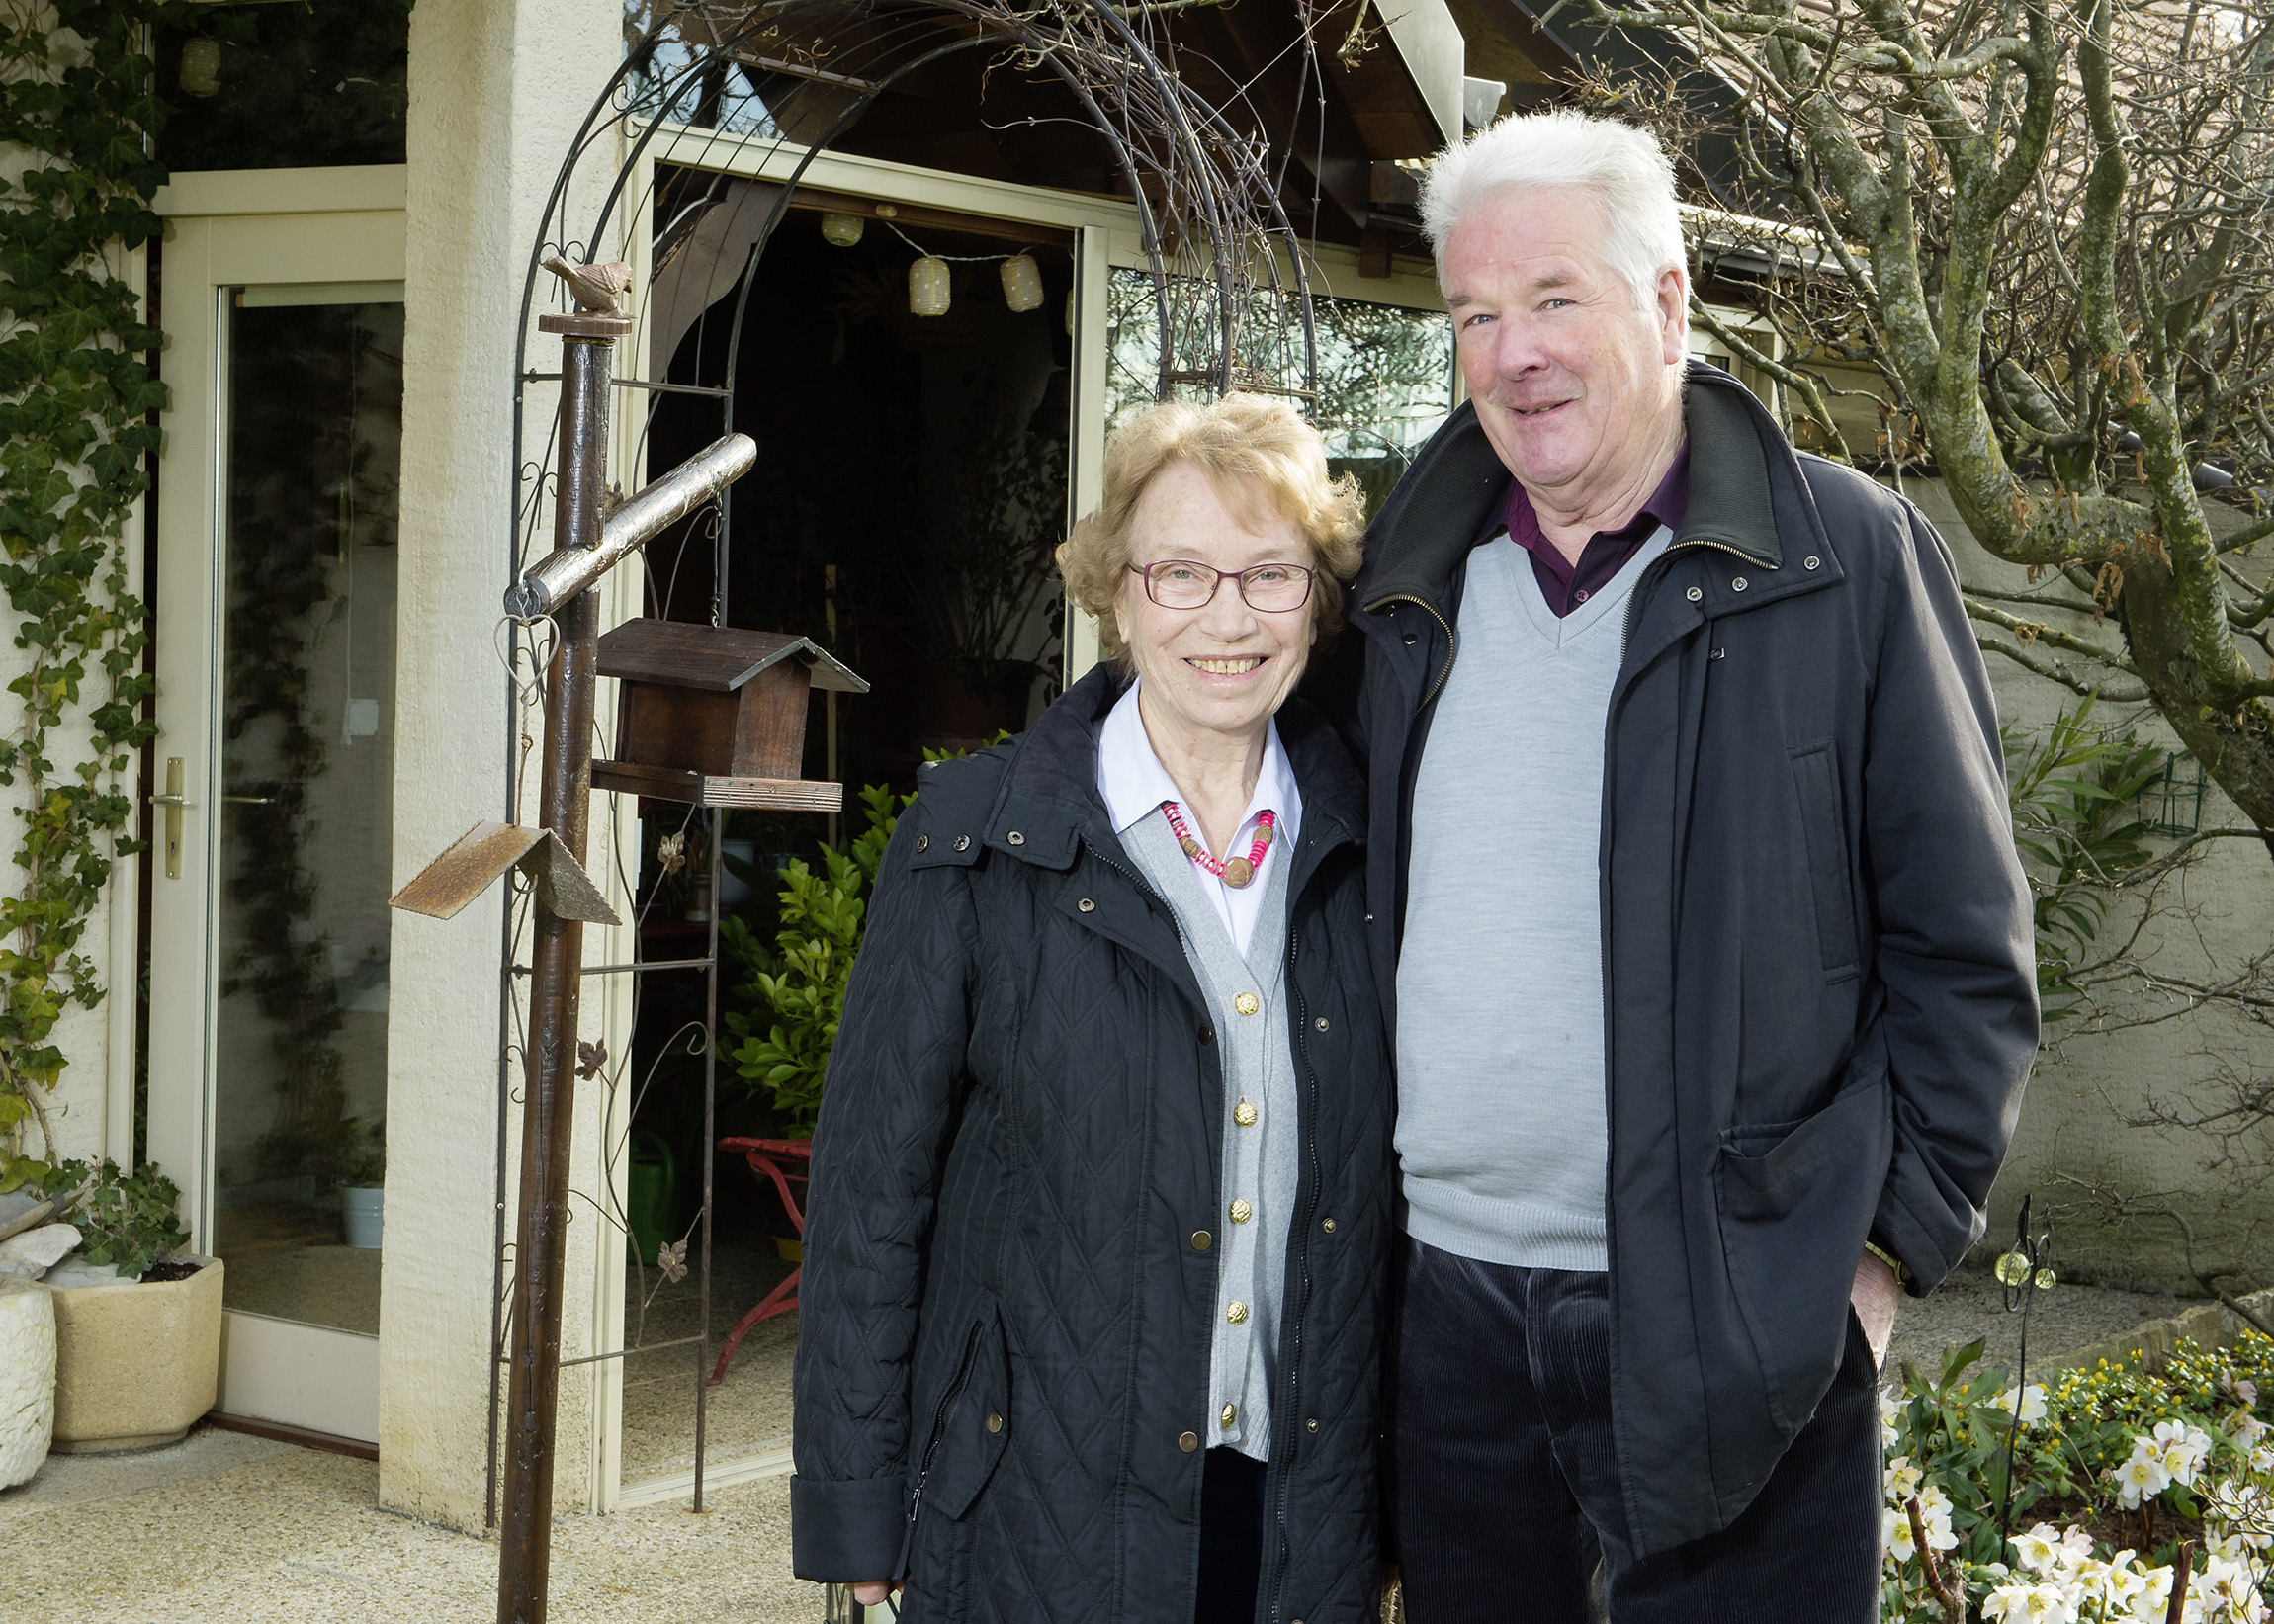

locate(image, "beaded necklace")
[[1161, 802, 1275, 889]]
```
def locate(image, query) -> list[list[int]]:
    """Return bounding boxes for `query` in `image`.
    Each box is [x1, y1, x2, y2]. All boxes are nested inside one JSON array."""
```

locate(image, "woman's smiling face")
[[1113, 460, 1315, 743]]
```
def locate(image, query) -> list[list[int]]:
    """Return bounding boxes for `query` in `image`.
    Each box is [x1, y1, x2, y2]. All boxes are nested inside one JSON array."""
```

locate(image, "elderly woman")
[[791, 393, 1390, 1624]]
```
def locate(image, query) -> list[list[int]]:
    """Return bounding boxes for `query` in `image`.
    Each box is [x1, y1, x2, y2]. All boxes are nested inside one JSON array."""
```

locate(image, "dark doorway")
[[616, 181, 1074, 1478]]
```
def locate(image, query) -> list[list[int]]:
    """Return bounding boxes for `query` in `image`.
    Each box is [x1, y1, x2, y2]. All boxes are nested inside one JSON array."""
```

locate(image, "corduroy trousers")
[[1389, 1236, 1883, 1624]]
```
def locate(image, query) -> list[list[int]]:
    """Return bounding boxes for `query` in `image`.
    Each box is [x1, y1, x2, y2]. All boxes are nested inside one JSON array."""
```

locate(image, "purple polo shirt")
[[1495, 446, 1690, 617]]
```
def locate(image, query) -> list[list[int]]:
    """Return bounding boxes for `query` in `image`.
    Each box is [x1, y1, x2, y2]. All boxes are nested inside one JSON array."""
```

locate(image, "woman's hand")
[[852, 1581, 902, 1608]]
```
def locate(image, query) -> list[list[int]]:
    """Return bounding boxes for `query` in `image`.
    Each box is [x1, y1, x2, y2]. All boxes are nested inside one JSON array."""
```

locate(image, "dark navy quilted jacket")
[[791, 664, 1393, 1624]]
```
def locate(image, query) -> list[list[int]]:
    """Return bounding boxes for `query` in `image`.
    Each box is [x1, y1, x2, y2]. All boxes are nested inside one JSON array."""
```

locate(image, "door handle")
[[148, 758, 193, 879], [222, 795, 276, 805]]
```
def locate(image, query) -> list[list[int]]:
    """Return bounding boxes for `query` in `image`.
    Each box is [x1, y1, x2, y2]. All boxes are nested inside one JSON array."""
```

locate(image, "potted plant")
[[337, 1118, 385, 1250], [20, 1159, 222, 1454]]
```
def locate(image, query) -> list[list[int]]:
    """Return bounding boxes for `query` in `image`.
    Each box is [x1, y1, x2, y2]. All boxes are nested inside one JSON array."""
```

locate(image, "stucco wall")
[[1902, 476, 2274, 1290], [385, 0, 629, 1531]]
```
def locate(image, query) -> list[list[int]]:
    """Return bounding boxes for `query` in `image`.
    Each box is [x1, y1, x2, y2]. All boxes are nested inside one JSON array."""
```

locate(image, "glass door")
[[209, 292, 401, 1362], [145, 199, 406, 1445]]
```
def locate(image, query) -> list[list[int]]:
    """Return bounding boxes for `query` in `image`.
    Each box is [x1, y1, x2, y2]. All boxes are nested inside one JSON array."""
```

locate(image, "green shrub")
[[722, 783, 906, 1134], [721, 738, 1006, 1135]]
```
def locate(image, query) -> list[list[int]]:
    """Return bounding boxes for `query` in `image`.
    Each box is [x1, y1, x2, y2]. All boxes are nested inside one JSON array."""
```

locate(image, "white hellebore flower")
[[1982, 1582, 2038, 1622], [1884, 1505, 1919, 1566], [1915, 1483, 1960, 1552], [2117, 1440, 2175, 1509], [1884, 1455, 1923, 1504], [2152, 1419, 2215, 1487], [2198, 1553, 2268, 1624], [2013, 1524, 2064, 1576], [2010, 1581, 2082, 1623], [1993, 1384, 2051, 1423], [2101, 1556, 2147, 1609], [2129, 1563, 2177, 1624]]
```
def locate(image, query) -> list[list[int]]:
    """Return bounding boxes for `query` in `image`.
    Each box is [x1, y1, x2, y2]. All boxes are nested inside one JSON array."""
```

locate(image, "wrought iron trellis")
[[489, 1, 1339, 1615]]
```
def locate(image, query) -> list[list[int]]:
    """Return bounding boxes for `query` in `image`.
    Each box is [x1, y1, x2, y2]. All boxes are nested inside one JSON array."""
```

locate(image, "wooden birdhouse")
[[590, 619, 868, 809]]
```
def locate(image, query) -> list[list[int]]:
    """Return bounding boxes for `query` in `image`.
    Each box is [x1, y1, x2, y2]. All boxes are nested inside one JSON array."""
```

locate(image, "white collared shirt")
[[1096, 680, 1301, 961]]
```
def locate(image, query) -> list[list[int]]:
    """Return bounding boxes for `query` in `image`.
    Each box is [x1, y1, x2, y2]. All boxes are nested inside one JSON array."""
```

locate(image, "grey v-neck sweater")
[[1395, 528, 1670, 1272]]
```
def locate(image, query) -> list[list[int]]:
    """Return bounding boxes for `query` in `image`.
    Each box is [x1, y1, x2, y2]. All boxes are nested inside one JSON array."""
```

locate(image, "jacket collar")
[[1355, 361, 1836, 619], [981, 663, 1366, 876]]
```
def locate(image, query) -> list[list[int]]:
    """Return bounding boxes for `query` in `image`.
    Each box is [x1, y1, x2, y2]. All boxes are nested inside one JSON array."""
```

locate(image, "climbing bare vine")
[[0, 3, 170, 1184]]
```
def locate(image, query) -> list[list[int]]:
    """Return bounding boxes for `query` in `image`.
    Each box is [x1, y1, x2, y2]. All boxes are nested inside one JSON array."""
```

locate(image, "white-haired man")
[[1311, 110, 2039, 1619]]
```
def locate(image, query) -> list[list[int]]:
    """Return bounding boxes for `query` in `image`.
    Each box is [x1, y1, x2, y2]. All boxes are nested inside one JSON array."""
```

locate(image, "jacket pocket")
[[1788, 741, 1860, 982], [1711, 1068, 1891, 1437], [912, 1302, 1010, 1524]]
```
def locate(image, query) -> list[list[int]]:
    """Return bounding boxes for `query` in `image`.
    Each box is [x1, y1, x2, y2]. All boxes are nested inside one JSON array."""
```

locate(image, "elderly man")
[[1321, 110, 2039, 1620]]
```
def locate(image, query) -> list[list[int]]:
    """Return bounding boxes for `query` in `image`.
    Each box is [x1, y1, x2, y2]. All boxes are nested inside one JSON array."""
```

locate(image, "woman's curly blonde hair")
[[1056, 392, 1368, 670]]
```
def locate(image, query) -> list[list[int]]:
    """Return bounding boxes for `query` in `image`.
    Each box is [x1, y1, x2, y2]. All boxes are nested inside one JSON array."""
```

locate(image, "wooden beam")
[[205, 1411, 380, 1462]]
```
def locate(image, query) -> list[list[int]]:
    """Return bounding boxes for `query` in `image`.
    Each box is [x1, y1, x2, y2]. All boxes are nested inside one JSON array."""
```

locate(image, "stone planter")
[[0, 1275, 54, 1487], [50, 1255, 222, 1454]]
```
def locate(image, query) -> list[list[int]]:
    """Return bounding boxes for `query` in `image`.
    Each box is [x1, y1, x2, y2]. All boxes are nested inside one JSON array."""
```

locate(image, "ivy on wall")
[[0, 4, 171, 1184]]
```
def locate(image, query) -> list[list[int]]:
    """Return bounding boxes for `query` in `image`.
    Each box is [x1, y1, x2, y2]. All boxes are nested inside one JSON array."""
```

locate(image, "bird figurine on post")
[[543, 253, 637, 315]]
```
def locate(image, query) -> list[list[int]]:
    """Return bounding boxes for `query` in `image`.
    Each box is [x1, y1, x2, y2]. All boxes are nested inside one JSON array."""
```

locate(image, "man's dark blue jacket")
[[1308, 362, 2040, 1557]]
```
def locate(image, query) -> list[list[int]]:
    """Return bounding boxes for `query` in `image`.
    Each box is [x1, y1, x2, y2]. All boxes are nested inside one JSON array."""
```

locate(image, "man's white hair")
[[1420, 109, 1685, 307]]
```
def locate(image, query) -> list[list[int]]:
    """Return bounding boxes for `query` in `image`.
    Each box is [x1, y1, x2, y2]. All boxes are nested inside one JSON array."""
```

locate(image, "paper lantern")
[[180, 39, 221, 98], [909, 257, 951, 317], [820, 213, 865, 247], [1000, 253, 1045, 312]]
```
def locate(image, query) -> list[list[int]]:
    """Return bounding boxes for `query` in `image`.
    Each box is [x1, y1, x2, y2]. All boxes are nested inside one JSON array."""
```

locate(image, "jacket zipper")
[[1363, 592, 1457, 707], [1262, 920, 1324, 1624], [1599, 533, 1775, 1323], [1082, 836, 1176, 929], [1617, 535, 1767, 663], [900, 1316, 988, 1576]]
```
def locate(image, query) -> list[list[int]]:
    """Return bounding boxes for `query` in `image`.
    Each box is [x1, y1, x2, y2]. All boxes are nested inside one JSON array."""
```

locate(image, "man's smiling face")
[[1443, 184, 1688, 517]]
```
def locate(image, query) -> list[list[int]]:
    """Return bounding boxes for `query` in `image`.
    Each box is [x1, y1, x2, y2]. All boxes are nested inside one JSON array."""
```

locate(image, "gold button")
[[1234, 1101, 1259, 1127], [1220, 1403, 1237, 1428], [953, 834, 971, 851], [1191, 1231, 1212, 1251], [1234, 992, 1261, 1017], [1179, 1431, 1199, 1453], [986, 1412, 1004, 1433], [1229, 1199, 1253, 1224], [1321, 1217, 1336, 1233], [1315, 1017, 1329, 1031], [1306, 1418, 1318, 1432], [1226, 1301, 1249, 1325]]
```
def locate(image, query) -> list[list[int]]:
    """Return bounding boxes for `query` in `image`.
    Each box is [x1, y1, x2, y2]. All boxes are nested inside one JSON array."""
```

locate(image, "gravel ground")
[[0, 1427, 816, 1624], [0, 1268, 2190, 1622], [1882, 1266, 2188, 1392]]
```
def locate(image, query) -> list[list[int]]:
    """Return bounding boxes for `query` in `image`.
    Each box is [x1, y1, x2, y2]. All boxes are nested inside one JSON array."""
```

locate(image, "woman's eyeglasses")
[[1128, 559, 1315, 612]]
